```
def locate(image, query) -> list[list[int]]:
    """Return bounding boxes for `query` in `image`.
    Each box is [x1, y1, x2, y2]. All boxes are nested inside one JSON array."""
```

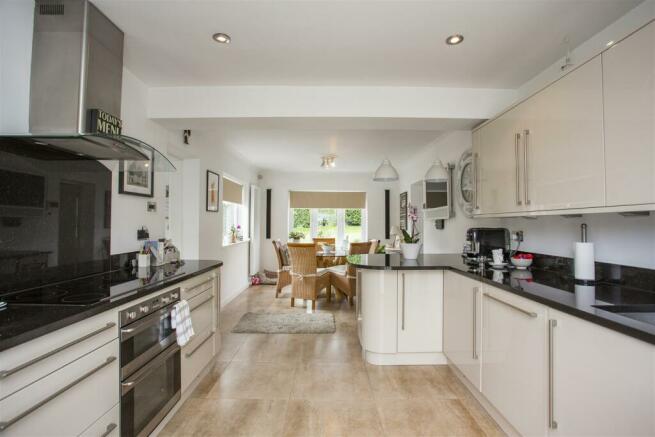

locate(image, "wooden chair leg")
[[291, 297, 295, 307], [312, 300, 316, 310], [275, 284, 281, 298], [348, 296, 354, 307], [326, 286, 332, 302]]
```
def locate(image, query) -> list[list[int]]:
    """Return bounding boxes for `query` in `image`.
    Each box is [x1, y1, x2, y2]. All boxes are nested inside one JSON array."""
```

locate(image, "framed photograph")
[[206, 170, 220, 212], [400, 191, 408, 230], [119, 149, 154, 197]]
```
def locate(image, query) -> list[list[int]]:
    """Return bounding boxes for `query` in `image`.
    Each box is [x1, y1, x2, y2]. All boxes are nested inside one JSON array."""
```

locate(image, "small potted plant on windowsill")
[[401, 204, 421, 259], [289, 231, 305, 243]]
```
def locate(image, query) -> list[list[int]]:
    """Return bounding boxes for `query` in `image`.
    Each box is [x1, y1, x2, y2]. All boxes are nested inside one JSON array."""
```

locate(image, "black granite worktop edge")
[[349, 254, 655, 346], [0, 260, 222, 353]]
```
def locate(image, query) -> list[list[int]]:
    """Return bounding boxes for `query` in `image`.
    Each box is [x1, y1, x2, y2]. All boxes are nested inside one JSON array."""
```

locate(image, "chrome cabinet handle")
[[484, 294, 537, 318], [401, 273, 406, 331], [473, 153, 480, 210], [0, 356, 116, 432], [189, 293, 214, 311], [523, 129, 531, 206], [0, 322, 116, 380], [185, 330, 215, 358], [100, 423, 118, 437], [515, 132, 523, 206], [549, 319, 558, 429], [472, 287, 479, 360]]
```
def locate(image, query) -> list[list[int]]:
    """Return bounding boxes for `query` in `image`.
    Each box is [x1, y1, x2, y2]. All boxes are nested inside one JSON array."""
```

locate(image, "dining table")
[[316, 249, 348, 268]]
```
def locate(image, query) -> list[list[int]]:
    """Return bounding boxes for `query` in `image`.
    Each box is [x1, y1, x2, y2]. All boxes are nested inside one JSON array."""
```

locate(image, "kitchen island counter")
[[349, 253, 655, 346]]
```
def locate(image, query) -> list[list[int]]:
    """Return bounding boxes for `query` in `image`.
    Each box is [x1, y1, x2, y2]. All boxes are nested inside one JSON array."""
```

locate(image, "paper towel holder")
[[581, 223, 588, 243]]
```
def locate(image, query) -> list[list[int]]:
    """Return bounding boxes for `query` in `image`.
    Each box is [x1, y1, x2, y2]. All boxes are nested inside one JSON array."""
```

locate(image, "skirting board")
[[447, 359, 521, 437], [365, 350, 447, 366]]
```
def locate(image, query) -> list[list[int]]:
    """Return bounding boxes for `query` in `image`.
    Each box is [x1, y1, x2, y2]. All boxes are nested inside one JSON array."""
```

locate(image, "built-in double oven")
[[119, 288, 181, 437]]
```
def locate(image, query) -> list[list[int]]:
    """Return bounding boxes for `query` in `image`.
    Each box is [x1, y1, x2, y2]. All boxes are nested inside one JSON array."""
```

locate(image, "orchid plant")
[[401, 204, 420, 244]]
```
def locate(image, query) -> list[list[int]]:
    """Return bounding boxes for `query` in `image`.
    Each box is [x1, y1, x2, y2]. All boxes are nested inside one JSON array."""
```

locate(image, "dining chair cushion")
[[317, 267, 330, 276], [326, 265, 347, 276]]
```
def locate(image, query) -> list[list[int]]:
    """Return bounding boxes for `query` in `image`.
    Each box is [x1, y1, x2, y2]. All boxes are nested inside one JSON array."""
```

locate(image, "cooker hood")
[[0, 0, 174, 171]]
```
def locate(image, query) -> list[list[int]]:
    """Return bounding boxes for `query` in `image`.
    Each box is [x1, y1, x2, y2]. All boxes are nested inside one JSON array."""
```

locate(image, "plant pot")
[[401, 243, 421, 260], [292, 238, 300, 243]]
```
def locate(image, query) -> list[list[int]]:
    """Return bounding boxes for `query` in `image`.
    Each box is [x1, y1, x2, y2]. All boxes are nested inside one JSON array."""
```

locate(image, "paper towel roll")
[[574, 242, 595, 281]]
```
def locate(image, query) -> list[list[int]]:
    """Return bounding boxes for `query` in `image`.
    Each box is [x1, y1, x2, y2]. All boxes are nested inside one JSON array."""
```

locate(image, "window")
[[222, 177, 247, 246], [289, 207, 367, 244]]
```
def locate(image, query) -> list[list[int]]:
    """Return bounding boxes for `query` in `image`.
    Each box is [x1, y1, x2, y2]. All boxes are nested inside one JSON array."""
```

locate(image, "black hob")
[[0, 263, 185, 307]]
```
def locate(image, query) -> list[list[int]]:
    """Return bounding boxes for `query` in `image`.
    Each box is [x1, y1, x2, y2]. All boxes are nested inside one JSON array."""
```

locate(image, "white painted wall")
[[397, 131, 500, 254], [259, 170, 398, 272], [180, 131, 259, 306]]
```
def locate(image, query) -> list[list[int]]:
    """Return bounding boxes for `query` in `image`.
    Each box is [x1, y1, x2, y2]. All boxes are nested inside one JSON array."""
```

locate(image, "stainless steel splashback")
[[30, 0, 124, 134]]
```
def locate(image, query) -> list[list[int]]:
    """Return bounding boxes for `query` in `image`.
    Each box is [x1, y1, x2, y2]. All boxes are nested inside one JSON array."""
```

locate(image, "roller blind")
[[289, 191, 366, 209], [223, 177, 243, 205]]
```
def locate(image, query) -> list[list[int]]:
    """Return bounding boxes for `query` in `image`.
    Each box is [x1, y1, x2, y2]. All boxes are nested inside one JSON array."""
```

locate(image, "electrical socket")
[[511, 230, 524, 242]]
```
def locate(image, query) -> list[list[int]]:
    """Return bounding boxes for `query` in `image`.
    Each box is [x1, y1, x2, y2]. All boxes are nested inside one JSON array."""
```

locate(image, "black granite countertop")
[[348, 253, 655, 346], [0, 259, 222, 352]]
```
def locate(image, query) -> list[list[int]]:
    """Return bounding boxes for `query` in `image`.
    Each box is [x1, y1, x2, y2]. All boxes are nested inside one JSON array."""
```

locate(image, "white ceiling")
[[161, 117, 479, 172], [95, 0, 640, 88]]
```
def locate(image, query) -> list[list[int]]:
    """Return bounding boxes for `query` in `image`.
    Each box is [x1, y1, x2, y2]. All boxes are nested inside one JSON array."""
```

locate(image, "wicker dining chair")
[[287, 243, 331, 310], [328, 241, 370, 306], [272, 240, 291, 298]]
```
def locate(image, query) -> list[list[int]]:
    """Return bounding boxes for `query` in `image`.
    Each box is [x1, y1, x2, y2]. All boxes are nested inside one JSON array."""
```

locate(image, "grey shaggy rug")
[[231, 312, 336, 334]]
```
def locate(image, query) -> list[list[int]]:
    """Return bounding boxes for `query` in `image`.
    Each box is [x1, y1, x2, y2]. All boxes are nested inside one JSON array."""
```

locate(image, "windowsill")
[[223, 239, 250, 248]]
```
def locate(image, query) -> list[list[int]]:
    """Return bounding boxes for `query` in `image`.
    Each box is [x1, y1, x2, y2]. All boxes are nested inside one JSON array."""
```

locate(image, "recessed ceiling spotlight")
[[446, 34, 464, 45], [212, 33, 231, 44], [606, 40, 615, 47]]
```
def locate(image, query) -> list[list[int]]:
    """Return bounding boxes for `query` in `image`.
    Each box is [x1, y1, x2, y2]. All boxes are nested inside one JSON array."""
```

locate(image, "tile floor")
[[161, 285, 504, 437]]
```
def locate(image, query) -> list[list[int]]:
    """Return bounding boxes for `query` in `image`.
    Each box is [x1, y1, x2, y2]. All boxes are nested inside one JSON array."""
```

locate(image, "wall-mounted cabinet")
[[603, 21, 655, 207], [473, 20, 654, 217]]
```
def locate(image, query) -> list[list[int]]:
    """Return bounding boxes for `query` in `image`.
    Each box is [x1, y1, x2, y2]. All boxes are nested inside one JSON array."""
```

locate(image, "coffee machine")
[[462, 228, 510, 264]]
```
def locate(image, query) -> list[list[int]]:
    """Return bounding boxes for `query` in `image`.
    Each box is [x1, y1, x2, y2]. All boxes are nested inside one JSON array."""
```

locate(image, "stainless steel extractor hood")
[[0, 0, 174, 171]]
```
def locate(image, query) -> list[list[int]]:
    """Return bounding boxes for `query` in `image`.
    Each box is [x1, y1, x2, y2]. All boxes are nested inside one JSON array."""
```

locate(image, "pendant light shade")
[[373, 159, 399, 181], [425, 159, 449, 180]]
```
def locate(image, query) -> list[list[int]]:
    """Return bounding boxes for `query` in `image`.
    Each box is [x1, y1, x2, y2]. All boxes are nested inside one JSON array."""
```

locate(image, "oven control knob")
[[140, 305, 149, 313], [162, 297, 170, 304], [127, 311, 137, 320]]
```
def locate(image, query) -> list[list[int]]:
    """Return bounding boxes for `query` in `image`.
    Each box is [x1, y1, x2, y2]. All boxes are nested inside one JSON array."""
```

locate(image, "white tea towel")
[[171, 300, 195, 346]]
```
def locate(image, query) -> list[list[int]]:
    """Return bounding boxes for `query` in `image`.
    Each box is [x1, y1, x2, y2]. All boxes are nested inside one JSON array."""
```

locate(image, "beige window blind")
[[223, 177, 243, 204], [289, 191, 366, 209]]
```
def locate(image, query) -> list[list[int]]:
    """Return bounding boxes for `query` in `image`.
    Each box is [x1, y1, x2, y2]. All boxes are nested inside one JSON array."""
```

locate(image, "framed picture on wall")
[[400, 191, 408, 230], [206, 170, 220, 212], [118, 149, 154, 197]]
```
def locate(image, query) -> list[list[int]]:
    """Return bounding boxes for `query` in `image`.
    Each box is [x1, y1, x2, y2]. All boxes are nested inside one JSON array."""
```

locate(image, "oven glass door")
[[121, 304, 176, 378], [121, 344, 181, 437]]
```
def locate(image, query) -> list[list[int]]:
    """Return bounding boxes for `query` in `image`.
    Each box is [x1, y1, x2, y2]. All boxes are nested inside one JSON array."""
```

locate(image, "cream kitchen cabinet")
[[547, 309, 655, 436], [476, 105, 529, 215], [358, 269, 444, 365], [481, 285, 548, 437], [443, 272, 482, 391], [527, 56, 605, 211], [603, 21, 655, 207]]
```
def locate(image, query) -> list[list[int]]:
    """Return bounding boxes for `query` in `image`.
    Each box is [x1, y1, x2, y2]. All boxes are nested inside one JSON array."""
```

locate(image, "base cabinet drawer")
[[181, 330, 215, 392], [79, 403, 119, 437], [0, 339, 119, 437], [188, 290, 215, 335]]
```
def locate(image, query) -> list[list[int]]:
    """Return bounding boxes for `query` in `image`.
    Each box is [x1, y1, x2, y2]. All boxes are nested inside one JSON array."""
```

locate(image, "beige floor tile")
[[232, 334, 305, 366], [376, 398, 485, 437], [215, 333, 247, 361], [190, 361, 231, 398], [291, 362, 372, 401], [366, 364, 459, 400], [281, 400, 384, 437], [160, 397, 287, 437], [205, 362, 296, 400], [301, 333, 363, 364]]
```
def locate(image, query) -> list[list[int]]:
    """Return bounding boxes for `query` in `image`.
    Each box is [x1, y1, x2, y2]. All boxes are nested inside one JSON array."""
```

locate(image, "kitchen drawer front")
[[189, 289, 215, 334], [0, 310, 118, 400], [181, 270, 218, 301], [0, 339, 119, 437], [181, 329, 215, 392], [79, 403, 119, 437]]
